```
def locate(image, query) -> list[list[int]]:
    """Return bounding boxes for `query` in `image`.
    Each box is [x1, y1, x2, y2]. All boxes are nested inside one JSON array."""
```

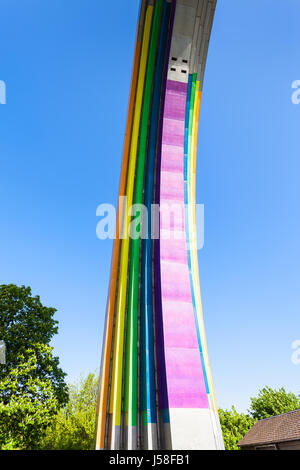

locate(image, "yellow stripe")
[[109, 5, 154, 427]]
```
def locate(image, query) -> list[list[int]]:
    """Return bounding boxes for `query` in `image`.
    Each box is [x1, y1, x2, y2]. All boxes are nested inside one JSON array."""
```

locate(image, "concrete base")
[[169, 408, 218, 450]]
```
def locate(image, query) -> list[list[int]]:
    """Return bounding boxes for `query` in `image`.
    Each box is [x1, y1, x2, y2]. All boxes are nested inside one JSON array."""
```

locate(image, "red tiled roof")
[[238, 409, 300, 447]]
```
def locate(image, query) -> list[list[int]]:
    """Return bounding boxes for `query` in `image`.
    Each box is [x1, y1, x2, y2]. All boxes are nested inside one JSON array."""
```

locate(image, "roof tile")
[[238, 409, 300, 447]]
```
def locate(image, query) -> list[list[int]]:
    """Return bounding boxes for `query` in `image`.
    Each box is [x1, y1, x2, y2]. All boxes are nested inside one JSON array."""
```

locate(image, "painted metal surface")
[[124, 0, 163, 450], [109, 3, 154, 449], [140, 0, 173, 450], [160, 76, 208, 410], [96, 0, 224, 450]]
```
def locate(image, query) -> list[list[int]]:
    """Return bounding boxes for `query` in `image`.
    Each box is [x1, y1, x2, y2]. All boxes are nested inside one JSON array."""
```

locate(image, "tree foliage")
[[0, 284, 68, 449], [219, 406, 255, 450], [0, 345, 60, 449], [0, 284, 68, 406], [249, 386, 300, 421], [219, 387, 300, 450], [40, 373, 98, 450]]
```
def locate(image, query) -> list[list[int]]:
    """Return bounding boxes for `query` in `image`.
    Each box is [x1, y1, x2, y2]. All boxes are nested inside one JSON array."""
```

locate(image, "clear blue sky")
[[1, 0, 300, 412]]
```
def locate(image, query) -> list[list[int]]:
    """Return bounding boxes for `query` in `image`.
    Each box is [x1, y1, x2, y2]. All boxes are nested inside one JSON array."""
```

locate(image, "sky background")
[[0, 0, 300, 412]]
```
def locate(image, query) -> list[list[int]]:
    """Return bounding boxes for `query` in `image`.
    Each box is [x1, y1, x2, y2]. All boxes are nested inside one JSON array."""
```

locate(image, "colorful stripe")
[[140, 0, 172, 435], [110, 2, 154, 437], [124, 0, 163, 442], [96, 0, 224, 450]]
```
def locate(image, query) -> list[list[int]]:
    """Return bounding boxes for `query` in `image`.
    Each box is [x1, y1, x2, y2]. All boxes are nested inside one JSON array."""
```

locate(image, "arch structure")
[[96, 0, 224, 450]]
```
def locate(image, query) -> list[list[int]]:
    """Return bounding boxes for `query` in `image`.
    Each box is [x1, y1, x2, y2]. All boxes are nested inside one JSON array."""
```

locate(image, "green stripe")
[[188, 74, 197, 157], [188, 74, 197, 225], [124, 0, 163, 428]]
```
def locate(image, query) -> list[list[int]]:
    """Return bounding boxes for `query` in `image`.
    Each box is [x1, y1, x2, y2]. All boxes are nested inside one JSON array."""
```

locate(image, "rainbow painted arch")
[[96, 0, 224, 450]]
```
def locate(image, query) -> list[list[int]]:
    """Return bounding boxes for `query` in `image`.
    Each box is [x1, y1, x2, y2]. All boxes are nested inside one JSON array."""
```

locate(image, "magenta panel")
[[161, 171, 185, 201], [160, 239, 187, 263], [159, 80, 208, 409], [160, 214, 185, 232], [163, 301, 199, 349], [165, 349, 208, 408], [165, 80, 187, 94], [161, 144, 184, 172], [164, 93, 187, 121], [162, 118, 185, 147]]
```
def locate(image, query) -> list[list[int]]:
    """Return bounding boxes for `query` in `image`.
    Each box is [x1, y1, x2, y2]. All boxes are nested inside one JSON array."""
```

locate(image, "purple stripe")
[[164, 93, 187, 121], [166, 79, 187, 94]]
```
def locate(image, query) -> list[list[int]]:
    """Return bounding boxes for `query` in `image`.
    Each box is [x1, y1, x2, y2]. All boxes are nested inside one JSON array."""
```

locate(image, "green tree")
[[0, 345, 60, 449], [40, 373, 98, 450], [249, 386, 300, 421], [219, 406, 255, 450], [0, 284, 67, 405], [0, 284, 68, 449]]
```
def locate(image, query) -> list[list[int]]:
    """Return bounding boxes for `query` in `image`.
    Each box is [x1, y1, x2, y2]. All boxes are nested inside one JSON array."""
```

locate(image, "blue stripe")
[[140, 0, 172, 425]]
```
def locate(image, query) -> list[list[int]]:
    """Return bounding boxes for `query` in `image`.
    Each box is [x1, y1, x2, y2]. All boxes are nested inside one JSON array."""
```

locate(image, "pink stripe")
[[163, 301, 199, 349], [166, 79, 187, 94], [162, 118, 185, 147], [161, 144, 184, 173], [160, 239, 188, 263], [160, 171, 184, 201], [164, 92, 187, 121], [165, 349, 208, 408], [159, 80, 208, 409]]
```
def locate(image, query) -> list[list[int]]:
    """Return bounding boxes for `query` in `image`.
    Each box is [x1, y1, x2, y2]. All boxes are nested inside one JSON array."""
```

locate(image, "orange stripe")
[[95, 34, 142, 450]]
